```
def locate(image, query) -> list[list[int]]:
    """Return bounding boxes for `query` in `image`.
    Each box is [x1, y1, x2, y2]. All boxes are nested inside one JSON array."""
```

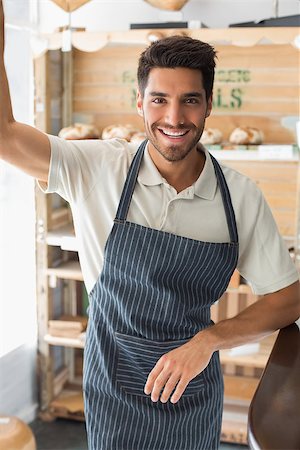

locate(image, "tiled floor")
[[29, 418, 249, 450]]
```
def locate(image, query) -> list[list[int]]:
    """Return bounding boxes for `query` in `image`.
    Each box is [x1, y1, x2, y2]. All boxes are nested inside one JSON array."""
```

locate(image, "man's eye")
[[153, 98, 166, 104], [185, 98, 199, 104]]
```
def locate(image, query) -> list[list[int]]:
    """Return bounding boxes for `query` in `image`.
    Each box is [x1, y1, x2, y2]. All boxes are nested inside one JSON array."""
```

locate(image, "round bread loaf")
[[200, 128, 223, 145], [102, 124, 139, 141], [229, 127, 263, 145], [58, 123, 100, 140], [130, 132, 147, 145]]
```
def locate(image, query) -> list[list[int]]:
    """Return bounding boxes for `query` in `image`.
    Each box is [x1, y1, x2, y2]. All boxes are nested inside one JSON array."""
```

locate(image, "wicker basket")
[[144, 0, 189, 11]]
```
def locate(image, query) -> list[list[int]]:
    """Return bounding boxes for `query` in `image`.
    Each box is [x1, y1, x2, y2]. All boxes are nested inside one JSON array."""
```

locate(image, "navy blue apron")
[[83, 140, 239, 450]]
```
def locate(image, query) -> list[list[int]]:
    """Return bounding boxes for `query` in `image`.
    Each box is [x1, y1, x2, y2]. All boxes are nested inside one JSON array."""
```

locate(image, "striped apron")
[[83, 140, 239, 450]]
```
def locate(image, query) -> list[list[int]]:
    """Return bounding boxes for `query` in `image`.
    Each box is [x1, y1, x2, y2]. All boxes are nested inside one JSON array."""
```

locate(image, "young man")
[[1, 2, 299, 448]]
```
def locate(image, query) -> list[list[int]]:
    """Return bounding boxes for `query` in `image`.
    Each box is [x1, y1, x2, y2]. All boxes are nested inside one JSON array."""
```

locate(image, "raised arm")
[[0, 0, 51, 182]]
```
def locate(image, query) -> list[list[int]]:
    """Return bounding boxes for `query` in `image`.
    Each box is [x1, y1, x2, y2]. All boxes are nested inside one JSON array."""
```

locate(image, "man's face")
[[137, 67, 212, 162]]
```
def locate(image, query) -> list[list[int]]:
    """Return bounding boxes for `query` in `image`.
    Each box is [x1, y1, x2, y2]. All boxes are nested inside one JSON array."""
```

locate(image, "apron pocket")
[[115, 332, 205, 398]]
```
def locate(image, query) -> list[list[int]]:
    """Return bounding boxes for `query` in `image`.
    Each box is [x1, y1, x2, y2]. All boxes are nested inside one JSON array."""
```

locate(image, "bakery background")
[[0, 0, 299, 449], [33, 0, 299, 148], [55, 28, 298, 147]]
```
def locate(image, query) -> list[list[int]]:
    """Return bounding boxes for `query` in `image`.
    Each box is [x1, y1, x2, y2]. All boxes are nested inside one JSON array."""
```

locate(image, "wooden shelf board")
[[46, 224, 78, 251], [221, 420, 248, 445], [50, 206, 72, 231], [44, 333, 85, 349], [226, 284, 252, 294], [221, 398, 249, 445], [224, 375, 259, 402], [220, 350, 268, 369], [220, 334, 276, 369], [49, 388, 85, 422], [47, 260, 83, 281]]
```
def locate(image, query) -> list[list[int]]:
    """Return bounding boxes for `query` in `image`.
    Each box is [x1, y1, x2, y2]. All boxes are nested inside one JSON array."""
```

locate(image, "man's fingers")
[[150, 369, 172, 402], [144, 356, 166, 395], [159, 373, 181, 403], [170, 378, 190, 404]]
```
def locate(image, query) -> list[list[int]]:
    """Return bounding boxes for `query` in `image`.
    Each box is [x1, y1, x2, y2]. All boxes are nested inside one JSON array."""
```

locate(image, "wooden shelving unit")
[[35, 48, 87, 422]]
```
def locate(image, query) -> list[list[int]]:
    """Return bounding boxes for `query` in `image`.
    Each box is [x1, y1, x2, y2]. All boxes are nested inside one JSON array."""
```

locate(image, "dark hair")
[[137, 35, 217, 101]]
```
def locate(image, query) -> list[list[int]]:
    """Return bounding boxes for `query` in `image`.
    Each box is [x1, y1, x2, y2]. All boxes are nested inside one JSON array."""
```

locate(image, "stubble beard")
[[146, 122, 205, 162]]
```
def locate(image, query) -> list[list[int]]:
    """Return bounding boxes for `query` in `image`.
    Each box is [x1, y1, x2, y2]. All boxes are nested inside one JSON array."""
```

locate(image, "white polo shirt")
[[40, 134, 298, 295]]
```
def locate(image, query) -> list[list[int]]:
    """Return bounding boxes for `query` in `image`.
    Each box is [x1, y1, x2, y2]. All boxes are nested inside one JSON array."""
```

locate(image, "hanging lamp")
[[144, 0, 189, 11], [50, 0, 91, 51], [50, 0, 92, 13]]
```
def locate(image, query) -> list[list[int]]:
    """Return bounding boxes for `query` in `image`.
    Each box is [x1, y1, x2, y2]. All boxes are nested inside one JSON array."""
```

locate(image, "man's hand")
[[144, 335, 213, 404]]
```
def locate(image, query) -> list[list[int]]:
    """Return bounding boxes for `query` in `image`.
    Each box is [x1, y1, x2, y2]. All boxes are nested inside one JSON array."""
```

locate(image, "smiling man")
[[0, 6, 299, 448]]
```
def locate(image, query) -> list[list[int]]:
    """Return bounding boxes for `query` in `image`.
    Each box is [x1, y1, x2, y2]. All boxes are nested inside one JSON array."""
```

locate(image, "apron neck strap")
[[114, 140, 147, 223], [210, 154, 239, 244], [114, 140, 239, 244]]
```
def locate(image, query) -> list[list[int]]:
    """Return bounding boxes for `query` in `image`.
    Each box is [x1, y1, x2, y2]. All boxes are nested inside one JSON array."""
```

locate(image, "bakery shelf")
[[224, 374, 258, 402], [210, 146, 298, 162], [221, 401, 248, 445], [49, 388, 85, 422], [44, 333, 85, 349], [46, 260, 83, 281], [46, 315, 87, 349], [50, 206, 73, 230], [227, 284, 252, 294], [222, 375, 260, 445], [220, 334, 276, 369], [46, 224, 78, 251]]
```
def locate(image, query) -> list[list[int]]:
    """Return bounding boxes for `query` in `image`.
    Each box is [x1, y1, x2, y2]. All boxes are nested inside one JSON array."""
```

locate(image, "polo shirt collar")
[[138, 142, 217, 200], [194, 144, 218, 200], [137, 143, 164, 186]]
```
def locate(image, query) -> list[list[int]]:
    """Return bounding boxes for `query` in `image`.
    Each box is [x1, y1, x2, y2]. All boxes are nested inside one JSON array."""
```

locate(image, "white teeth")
[[160, 129, 187, 137]]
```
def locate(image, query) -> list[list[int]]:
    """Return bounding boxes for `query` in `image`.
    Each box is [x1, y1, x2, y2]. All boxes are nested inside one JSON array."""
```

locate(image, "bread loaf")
[[229, 127, 263, 145], [130, 132, 147, 145], [102, 124, 139, 141], [58, 123, 100, 140], [200, 128, 223, 145]]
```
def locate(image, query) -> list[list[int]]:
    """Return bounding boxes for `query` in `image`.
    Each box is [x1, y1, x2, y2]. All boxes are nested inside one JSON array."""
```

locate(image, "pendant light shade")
[[51, 0, 91, 13], [144, 0, 189, 11]]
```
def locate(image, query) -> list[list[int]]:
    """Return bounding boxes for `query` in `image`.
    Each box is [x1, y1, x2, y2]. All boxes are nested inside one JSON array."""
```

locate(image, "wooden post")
[[62, 50, 73, 128], [34, 52, 54, 413]]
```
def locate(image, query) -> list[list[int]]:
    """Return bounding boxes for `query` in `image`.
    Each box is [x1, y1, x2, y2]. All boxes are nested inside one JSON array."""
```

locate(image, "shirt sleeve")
[[237, 185, 299, 295], [37, 134, 131, 204]]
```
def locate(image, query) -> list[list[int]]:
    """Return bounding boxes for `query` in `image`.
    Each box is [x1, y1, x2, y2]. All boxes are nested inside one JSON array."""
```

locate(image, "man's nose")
[[165, 104, 185, 127]]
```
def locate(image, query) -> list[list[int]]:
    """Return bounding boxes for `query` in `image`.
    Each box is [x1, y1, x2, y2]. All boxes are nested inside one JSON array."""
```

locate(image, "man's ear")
[[205, 94, 213, 118], [136, 90, 144, 117]]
